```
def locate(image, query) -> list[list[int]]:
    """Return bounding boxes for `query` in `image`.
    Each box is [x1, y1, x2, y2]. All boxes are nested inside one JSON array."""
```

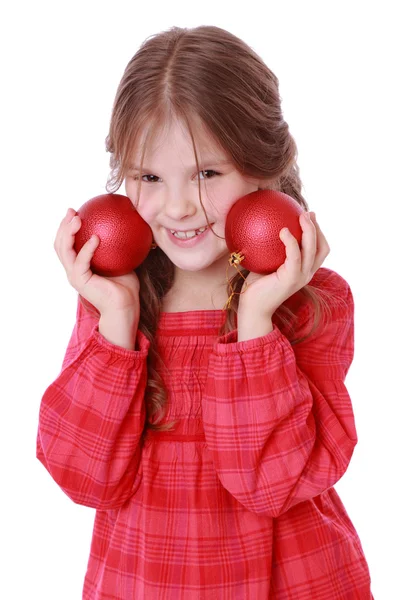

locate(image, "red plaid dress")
[[36, 267, 374, 599]]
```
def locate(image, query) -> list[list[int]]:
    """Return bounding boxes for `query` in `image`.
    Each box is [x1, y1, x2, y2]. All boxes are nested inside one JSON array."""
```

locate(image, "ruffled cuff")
[[91, 325, 151, 359], [213, 322, 282, 354]]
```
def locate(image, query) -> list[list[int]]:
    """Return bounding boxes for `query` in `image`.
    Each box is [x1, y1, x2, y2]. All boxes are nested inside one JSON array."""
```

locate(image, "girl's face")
[[124, 117, 262, 277]]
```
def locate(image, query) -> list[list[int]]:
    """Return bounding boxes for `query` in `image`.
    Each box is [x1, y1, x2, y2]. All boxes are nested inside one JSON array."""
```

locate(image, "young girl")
[[36, 25, 374, 599]]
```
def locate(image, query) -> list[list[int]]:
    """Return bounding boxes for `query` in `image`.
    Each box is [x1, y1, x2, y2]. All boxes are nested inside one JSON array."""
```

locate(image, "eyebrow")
[[129, 159, 232, 172]]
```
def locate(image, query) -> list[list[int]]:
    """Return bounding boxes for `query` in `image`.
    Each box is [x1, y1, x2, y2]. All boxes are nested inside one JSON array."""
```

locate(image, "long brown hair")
[[82, 25, 341, 431]]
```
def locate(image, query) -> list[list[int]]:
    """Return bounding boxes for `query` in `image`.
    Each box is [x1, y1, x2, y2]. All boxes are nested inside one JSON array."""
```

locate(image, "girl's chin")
[[166, 251, 231, 273]]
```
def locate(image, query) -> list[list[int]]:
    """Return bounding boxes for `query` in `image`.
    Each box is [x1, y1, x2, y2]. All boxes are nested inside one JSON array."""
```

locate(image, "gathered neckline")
[[157, 309, 229, 335], [161, 309, 225, 315]]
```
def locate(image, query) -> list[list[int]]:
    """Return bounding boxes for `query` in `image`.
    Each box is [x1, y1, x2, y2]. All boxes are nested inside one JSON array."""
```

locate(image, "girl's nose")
[[163, 191, 198, 221]]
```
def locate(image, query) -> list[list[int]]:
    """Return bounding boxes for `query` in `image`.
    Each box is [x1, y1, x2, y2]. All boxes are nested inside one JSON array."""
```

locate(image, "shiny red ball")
[[225, 189, 305, 274], [74, 194, 153, 276]]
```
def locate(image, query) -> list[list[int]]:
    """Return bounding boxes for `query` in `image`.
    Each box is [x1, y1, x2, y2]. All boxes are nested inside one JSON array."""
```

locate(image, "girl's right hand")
[[54, 208, 141, 317]]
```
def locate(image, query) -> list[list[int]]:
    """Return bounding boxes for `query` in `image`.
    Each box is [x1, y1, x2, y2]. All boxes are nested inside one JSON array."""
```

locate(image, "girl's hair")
[[80, 25, 341, 431]]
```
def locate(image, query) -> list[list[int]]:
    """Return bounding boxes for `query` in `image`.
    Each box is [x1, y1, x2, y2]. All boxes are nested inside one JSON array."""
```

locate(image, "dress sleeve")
[[36, 296, 151, 510], [202, 271, 357, 518]]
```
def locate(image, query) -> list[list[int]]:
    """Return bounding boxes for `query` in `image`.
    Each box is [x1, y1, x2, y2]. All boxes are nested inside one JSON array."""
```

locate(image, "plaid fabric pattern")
[[36, 267, 373, 599]]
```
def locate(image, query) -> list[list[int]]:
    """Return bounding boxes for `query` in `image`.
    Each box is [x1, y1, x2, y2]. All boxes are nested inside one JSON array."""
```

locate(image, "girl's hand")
[[238, 212, 330, 317], [54, 208, 141, 316]]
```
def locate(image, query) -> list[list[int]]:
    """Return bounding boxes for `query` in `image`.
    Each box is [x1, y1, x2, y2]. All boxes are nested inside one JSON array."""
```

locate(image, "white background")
[[2, 1, 398, 598]]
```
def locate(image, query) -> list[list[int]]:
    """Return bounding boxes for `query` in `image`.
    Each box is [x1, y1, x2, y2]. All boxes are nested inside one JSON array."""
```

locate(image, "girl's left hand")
[[238, 212, 330, 317]]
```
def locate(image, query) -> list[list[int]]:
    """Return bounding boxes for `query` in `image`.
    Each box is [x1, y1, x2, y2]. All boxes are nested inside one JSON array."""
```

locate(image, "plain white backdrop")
[[2, 1, 398, 598]]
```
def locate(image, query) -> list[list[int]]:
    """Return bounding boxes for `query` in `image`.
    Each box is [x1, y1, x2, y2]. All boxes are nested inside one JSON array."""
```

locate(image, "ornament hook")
[[228, 251, 245, 267], [223, 251, 248, 311]]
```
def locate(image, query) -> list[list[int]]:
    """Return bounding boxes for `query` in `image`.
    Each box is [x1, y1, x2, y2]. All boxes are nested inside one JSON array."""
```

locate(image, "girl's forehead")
[[133, 117, 226, 162]]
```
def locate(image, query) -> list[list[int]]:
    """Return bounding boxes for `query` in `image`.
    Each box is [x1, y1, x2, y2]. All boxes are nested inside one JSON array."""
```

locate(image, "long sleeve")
[[202, 271, 356, 518], [36, 296, 151, 510]]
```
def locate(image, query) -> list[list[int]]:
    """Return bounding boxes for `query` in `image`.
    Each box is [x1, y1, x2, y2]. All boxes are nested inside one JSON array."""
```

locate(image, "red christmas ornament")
[[73, 193, 153, 276], [225, 189, 305, 275]]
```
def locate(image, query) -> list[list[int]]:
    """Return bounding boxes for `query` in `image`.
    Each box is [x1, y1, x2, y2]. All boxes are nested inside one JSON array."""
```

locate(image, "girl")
[[36, 25, 374, 599]]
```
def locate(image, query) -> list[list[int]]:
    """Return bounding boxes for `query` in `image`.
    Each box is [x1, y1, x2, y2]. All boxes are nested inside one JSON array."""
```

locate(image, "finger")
[[54, 213, 81, 266], [279, 226, 302, 273], [309, 213, 331, 268], [58, 208, 77, 233], [57, 214, 83, 272], [62, 215, 98, 274], [70, 234, 101, 287], [63, 207, 76, 222], [59, 207, 76, 226], [54, 208, 77, 254], [300, 212, 317, 275]]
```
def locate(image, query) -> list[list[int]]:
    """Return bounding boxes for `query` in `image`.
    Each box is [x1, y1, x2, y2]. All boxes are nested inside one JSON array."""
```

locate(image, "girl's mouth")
[[166, 226, 212, 248]]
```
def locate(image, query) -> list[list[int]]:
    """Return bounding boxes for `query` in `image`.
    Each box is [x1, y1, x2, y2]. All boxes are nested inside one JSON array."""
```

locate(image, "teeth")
[[171, 226, 207, 239], [175, 231, 195, 239]]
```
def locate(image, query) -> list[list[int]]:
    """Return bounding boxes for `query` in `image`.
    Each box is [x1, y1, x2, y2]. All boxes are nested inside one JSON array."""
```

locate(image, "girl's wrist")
[[100, 304, 139, 322], [238, 294, 274, 322], [237, 306, 274, 342], [98, 309, 139, 350]]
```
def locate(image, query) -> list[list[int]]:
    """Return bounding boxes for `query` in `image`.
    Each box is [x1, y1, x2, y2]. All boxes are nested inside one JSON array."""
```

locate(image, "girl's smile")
[[165, 224, 213, 247]]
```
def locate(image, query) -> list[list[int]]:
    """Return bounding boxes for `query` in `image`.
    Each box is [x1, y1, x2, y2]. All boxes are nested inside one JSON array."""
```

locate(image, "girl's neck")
[[161, 285, 228, 312], [161, 256, 231, 312]]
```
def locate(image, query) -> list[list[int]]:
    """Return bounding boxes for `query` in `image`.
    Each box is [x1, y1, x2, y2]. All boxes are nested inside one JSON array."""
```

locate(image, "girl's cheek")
[[213, 196, 237, 219], [125, 183, 153, 223], [134, 205, 152, 225], [135, 200, 159, 226]]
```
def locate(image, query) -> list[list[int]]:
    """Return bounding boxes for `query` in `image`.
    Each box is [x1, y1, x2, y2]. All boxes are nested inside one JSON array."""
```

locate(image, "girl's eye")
[[132, 170, 221, 183], [131, 174, 160, 183], [199, 169, 221, 180], [142, 174, 160, 183]]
